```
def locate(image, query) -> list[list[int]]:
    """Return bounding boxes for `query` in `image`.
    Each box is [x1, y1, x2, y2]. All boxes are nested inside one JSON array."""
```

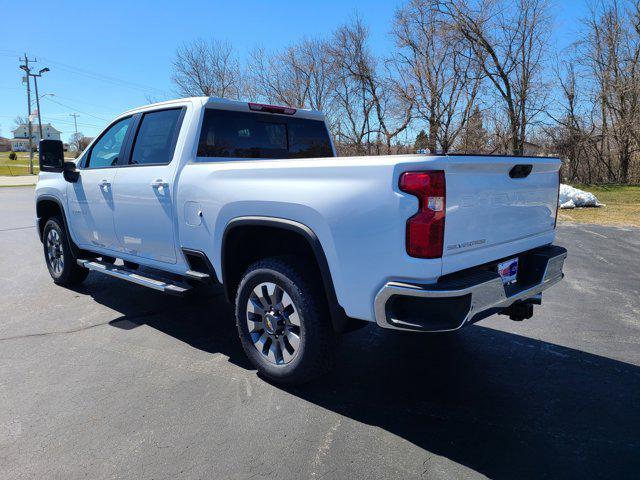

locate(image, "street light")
[[34, 93, 54, 104], [32, 67, 49, 139], [31, 93, 53, 105]]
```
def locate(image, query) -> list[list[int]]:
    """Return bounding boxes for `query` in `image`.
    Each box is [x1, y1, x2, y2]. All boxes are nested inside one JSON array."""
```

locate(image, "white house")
[[11, 123, 61, 151]]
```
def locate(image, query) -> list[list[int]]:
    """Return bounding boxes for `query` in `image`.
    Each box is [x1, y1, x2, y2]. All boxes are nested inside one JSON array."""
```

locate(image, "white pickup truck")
[[35, 97, 566, 384]]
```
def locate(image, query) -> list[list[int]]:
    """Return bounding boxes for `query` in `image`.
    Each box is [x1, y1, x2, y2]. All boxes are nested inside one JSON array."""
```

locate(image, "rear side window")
[[129, 108, 183, 166], [197, 109, 333, 159]]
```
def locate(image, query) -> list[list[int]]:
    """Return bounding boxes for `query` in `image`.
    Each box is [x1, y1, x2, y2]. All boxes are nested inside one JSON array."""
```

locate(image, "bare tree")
[[68, 132, 93, 158], [393, 0, 480, 153], [330, 16, 413, 155], [248, 38, 336, 112], [436, 0, 551, 156], [579, 0, 640, 183], [172, 38, 243, 99], [13, 116, 28, 127]]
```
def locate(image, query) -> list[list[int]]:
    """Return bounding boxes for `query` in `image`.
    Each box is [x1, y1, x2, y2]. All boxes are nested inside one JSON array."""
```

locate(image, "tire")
[[42, 216, 89, 286], [235, 256, 336, 385]]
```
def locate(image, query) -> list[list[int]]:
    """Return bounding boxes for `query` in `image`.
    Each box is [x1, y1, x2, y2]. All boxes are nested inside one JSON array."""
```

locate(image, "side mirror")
[[39, 140, 64, 172], [63, 161, 80, 183]]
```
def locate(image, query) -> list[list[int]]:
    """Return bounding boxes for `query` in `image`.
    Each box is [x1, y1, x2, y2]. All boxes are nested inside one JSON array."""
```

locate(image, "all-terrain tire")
[[235, 256, 336, 385], [42, 216, 89, 286]]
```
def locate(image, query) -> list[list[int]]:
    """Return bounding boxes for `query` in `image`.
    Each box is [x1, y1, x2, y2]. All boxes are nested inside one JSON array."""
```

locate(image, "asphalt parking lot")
[[1, 186, 638, 479]]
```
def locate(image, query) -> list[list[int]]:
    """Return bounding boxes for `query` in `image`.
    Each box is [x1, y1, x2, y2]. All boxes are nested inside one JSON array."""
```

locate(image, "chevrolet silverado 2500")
[[35, 97, 566, 384]]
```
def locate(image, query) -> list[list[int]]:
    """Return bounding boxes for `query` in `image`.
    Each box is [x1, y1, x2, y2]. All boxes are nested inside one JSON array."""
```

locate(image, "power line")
[[0, 114, 101, 129], [37, 55, 165, 95], [42, 96, 109, 121], [47, 94, 123, 114], [3, 49, 163, 94], [40, 115, 103, 128]]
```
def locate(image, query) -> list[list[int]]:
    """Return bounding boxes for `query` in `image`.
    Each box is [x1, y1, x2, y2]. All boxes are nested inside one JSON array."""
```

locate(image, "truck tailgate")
[[442, 156, 560, 273]]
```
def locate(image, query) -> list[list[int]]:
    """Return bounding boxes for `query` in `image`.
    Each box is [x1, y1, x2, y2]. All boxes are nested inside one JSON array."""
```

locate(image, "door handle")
[[151, 179, 169, 189], [98, 179, 111, 190]]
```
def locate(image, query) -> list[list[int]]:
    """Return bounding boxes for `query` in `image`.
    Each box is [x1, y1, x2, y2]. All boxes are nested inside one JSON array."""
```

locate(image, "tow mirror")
[[39, 140, 64, 172], [63, 161, 79, 183]]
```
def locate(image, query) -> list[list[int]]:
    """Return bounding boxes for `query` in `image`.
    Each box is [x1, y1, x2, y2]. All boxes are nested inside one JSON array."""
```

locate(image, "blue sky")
[[0, 0, 590, 141]]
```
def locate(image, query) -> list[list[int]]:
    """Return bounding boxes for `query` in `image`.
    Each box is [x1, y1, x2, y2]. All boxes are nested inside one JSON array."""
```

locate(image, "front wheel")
[[43, 216, 88, 286], [235, 257, 336, 385]]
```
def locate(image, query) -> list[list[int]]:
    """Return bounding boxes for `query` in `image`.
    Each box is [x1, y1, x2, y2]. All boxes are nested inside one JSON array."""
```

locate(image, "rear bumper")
[[374, 245, 567, 332]]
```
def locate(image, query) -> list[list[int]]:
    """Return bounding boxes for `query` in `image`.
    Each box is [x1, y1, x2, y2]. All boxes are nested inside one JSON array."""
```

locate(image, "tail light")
[[248, 102, 296, 115], [399, 171, 446, 258]]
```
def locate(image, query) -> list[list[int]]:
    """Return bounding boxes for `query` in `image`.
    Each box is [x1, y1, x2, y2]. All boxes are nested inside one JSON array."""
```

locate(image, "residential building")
[[11, 123, 61, 151]]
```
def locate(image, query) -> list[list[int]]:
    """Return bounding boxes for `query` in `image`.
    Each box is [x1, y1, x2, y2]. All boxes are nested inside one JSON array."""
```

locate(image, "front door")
[[67, 116, 133, 250], [112, 108, 185, 264]]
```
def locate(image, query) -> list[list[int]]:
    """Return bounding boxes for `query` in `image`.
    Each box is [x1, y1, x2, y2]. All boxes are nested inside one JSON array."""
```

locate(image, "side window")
[[86, 117, 132, 169], [129, 109, 183, 165]]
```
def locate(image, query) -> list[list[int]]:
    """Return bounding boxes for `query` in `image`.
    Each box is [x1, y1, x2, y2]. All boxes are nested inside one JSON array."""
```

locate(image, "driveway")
[[1, 186, 638, 479]]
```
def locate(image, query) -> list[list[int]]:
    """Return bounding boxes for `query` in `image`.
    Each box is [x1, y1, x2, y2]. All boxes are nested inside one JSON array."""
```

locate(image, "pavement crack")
[[0, 308, 172, 342], [0, 320, 113, 342], [0, 225, 35, 232]]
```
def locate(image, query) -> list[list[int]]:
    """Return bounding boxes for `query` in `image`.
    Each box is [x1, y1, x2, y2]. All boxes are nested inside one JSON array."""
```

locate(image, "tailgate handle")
[[509, 164, 533, 178]]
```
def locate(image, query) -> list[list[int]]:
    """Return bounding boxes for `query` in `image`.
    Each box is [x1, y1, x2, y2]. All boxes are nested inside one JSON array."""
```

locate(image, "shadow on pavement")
[[77, 275, 638, 479]]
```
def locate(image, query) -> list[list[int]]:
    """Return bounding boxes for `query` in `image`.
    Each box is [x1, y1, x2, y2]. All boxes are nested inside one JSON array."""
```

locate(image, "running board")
[[77, 259, 191, 296], [185, 270, 211, 283]]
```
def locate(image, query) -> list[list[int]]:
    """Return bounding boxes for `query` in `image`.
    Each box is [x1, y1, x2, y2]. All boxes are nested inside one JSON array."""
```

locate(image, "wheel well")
[[36, 199, 63, 242], [223, 225, 323, 303], [221, 219, 365, 334]]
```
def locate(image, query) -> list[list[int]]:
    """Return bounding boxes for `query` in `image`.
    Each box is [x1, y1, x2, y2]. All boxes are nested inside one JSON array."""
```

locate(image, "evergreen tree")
[[459, 107, 488, 153], [414, 129, 429, 151]]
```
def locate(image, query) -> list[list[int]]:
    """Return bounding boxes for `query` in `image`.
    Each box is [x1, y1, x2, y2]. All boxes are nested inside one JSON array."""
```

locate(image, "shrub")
[[8, 151, 17, 161]]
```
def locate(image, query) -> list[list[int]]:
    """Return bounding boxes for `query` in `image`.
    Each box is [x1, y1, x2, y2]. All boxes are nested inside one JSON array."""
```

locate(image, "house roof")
[[11, 123, 61, 134]]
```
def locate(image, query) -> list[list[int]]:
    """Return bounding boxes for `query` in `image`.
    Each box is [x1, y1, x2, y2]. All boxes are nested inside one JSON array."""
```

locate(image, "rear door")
[[441, 155, 560, 271], [112, 107, 186, 264]]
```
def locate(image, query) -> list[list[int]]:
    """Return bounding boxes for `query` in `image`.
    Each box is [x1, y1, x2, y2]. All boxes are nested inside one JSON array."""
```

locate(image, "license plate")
[[497, 258, 519, 285]]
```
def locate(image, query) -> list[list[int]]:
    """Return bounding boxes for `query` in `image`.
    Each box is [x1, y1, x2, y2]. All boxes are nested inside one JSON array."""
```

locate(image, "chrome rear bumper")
[[374, 245, 567, 332]]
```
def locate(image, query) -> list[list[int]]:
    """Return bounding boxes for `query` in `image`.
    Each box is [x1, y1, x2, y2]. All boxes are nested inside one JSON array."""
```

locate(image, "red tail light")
[[399, 171, 446, 258], [248, 102, 296, 115]]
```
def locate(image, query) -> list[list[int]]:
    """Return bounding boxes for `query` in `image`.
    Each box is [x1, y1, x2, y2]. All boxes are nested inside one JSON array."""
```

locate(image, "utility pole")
[[20, 56, 50, 175], [70, 113, 79, 135], [19, 54, 35, 175]]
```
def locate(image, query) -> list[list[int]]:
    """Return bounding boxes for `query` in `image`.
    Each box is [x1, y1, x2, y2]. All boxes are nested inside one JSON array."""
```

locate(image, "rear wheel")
[[43, 216, 88, 286], [235, 257, 335, 385]]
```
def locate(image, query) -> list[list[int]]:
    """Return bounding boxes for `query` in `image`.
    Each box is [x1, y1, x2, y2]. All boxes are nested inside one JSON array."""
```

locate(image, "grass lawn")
[[558, 184, 640, 228], [0, 150, 76, 176], [0, 165, 38, 176]]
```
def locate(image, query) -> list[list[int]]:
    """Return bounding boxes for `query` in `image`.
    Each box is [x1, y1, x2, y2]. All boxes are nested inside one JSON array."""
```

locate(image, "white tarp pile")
[[559, 184, 603, 209]]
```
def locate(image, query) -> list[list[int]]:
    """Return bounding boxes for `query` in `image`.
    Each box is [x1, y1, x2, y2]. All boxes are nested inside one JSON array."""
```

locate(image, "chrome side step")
[[185, 270, 211, 283], [77, 259, 191, 296]]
